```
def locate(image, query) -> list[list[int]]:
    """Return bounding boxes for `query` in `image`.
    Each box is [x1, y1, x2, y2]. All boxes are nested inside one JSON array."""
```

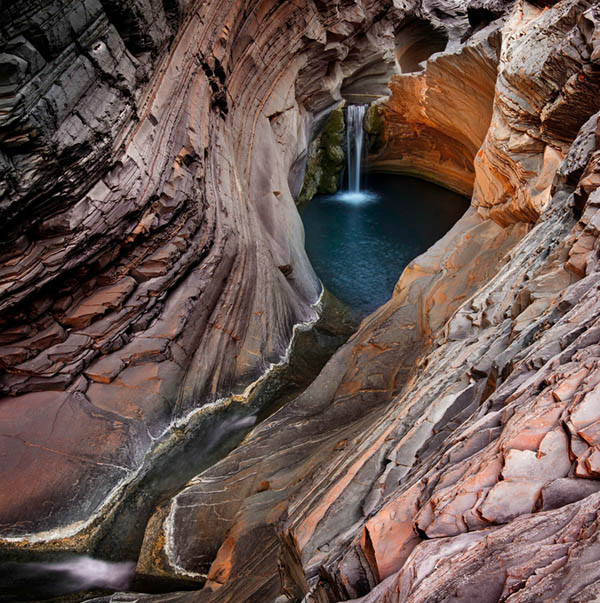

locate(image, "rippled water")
[[301, 173, 469, 315]]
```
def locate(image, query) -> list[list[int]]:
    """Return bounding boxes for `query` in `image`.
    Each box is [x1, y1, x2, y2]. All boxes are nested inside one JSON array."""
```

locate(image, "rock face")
[[92, 1, 600, 602], [4, 1, 600, 603], [368, 5, 506, 196], [0, 0, 399, 548], [474, 1, 600, 225], [297, 105, 346, 205]]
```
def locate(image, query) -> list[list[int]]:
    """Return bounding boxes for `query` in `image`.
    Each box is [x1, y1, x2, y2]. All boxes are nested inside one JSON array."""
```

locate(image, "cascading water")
[[302, 107, 469, 314], [346, 104, 367, 194]]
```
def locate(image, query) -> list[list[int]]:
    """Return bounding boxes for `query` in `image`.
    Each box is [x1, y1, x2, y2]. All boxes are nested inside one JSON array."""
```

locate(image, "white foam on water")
[[35, 556, 136, 590], [334, 190, 379, 204]]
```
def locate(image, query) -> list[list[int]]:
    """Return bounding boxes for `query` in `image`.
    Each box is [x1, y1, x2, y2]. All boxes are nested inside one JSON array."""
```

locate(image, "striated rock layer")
[[4, 0, 600, 602], [368, 10, 503, 197], [94, 1, 600, 602], [0, 0, 400, 549], [474, 0, 600, 225]]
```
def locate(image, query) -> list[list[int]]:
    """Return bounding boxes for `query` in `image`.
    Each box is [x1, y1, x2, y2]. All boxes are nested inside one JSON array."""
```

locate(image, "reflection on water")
[[0, 556, 135, 601], [301, 173, 469, 314]]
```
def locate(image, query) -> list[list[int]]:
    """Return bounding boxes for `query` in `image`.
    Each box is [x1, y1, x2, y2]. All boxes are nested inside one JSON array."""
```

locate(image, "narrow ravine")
[[0, 291, 358, 602], [29, 104, 471, 602], [5, 1, 600, 602]]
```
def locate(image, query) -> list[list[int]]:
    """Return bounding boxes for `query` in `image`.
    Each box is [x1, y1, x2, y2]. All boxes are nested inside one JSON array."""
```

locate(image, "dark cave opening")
[[467, 7, 503, 33]]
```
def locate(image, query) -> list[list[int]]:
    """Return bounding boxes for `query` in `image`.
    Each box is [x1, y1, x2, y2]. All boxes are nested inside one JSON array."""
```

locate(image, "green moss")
[[297, 138, 322, 206], [325, 144, 344, 164], [316, 104, 345, 195], [297, 104, 346, 206], [318, 172, 339, 194], [322, 105, 345, 143]]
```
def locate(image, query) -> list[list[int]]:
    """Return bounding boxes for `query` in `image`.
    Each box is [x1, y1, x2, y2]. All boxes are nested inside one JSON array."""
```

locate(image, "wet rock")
[[0, 0, 413, 560], [123, 4, 600, 601], [297, 104, 346, 205]]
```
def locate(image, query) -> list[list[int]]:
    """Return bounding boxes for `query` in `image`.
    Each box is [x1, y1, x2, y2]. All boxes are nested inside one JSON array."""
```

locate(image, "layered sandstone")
[[99, 1, 600, 602], [474, 1, 600, 225], [4, 0, 600, 602], [368, 9, 504, 196], [0, 0, 399, 549]]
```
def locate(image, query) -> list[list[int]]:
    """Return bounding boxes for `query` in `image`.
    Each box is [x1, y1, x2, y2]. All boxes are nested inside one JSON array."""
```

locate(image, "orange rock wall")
[[131, 3, 600, 602], [474, 1, 600, 225], [369, 30, 499, 196]]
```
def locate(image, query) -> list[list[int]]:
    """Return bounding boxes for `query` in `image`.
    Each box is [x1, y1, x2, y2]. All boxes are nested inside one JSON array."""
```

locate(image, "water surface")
[[301, 173, 469, 315]]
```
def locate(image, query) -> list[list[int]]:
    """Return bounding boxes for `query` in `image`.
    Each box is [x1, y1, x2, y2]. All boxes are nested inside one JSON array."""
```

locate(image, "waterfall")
[[346, 104, 367, 193]]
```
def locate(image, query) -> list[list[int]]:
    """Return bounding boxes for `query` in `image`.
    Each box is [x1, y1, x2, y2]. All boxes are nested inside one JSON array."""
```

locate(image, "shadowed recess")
[[395, 17, 449, 73]]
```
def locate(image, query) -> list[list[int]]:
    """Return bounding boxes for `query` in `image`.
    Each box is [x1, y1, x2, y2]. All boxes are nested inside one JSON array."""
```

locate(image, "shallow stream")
[[1, 172, 469, 602]]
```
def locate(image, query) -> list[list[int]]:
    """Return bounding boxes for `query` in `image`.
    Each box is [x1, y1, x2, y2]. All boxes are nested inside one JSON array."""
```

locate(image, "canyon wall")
[[473, 0, 600, 225], [3, 0, 600, 603], [103, 1, 600, 602], [0, 0, 400, 549], [368, 12, 502, 197]]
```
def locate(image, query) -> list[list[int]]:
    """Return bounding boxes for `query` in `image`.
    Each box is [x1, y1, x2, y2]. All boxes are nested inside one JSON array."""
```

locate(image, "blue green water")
[[301, 173, 469, 315]]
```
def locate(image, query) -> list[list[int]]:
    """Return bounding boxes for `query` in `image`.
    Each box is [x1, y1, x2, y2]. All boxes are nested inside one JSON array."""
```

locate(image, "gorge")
[[2, 0, 600, 602]]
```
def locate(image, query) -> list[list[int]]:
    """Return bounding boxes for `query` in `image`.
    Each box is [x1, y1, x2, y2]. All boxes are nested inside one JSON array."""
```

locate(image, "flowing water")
[[0, 557, 135, 602], [1, 107, 467, 602], [0, 293, 357, 602], [301, 173, 469, 315], [346, 104, 367, 195]]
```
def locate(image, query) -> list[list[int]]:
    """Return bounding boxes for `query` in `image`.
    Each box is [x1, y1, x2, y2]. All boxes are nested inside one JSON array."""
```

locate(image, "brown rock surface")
[[4, 1, 600, 602], [0, 0, 401, 547], [351, 491, 600, 603], [99, 2, 600, 602], [369, 20, 501, 196], [474, 1, 600, 225]]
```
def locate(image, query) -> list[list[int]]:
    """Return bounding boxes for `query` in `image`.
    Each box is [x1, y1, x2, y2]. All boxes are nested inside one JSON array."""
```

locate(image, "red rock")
[[3, 3, 600, 603], [62, 277, 138, 329]]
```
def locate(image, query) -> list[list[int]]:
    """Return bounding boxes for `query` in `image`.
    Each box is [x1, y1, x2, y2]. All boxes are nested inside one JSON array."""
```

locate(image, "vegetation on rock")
[[365, 102, 385, 153], [297, 104, 346, 205]]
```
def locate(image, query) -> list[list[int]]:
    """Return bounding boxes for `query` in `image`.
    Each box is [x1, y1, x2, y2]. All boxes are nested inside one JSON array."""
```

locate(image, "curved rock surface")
[[0, 0, 399, 548], [96, 1, 600, 602], [369, 11, 503, 196], [4, 0, 600, 602], [474, 0, 600, 225]]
